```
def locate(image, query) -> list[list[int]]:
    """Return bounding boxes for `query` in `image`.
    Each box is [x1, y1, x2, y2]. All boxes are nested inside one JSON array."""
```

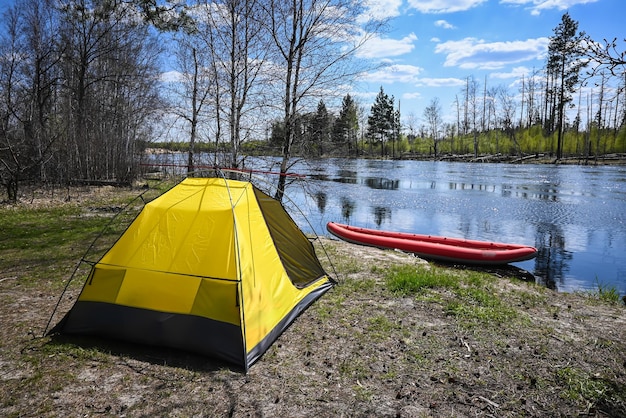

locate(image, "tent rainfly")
[[58, 177, 334, 370]]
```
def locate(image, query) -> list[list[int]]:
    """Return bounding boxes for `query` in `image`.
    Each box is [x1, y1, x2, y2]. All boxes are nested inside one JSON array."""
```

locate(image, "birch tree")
[[263, 0, 380, 200], [198, 0, 268, 170]]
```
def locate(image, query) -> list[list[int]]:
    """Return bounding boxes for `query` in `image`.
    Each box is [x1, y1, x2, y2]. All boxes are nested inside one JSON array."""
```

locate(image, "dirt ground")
[[1, 188, 625, 417]]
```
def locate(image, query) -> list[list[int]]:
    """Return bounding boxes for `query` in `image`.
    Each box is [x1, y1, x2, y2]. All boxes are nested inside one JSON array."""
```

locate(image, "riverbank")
[[397, 151, 626, 166], [1, 185, 625, 417]]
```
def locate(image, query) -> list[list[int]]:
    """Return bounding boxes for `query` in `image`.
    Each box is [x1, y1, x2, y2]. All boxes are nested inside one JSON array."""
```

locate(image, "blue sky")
[[353, 0, 625, 125], [0, 0, 622, 131]]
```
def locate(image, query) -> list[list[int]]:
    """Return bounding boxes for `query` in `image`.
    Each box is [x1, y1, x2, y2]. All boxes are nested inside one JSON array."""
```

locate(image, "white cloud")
[[357, 33, 418, 58], [490, 66, 532, 79], [434, 20, 456, 29], [160, 71, 183, 83], [416, 77, 466, 87], [407, 0, 488, 13], [434, 37, 550, 69], [499, 0, 600, 15], [402, 92, 422, 100], [349, 90, 380, 102], [360, 0, 403, 20], [360, 64, 424, 84]]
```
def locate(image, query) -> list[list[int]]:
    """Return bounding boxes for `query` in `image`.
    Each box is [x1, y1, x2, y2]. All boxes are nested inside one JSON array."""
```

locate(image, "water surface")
[[278, 159, 626, 296]]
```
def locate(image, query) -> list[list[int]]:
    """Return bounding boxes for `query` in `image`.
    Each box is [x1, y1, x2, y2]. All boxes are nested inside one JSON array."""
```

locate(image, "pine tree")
[[367, 87, 395, 157], [547, 12, 585, 160], [311, 100, 331, 156], [333, 94, 359, 155]]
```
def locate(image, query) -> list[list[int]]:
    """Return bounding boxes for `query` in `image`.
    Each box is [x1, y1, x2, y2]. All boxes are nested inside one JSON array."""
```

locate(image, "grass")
[[0, 206, 109, 288], [556, 366, 626, 415], [590, 278, 622, 305], [385, 264, 459, 295], [0, 181, 170, 291], [384, 264, 521, 327]]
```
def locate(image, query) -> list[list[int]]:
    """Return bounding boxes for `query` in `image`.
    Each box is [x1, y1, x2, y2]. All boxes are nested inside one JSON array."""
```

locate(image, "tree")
[[0, 0, 177, 200], [55, 0, 162, 182], [367, 87, 395, 158], [263, 0, 381, 200], [332, 94, 358, 155], [547, 12, 585, 160], [462, 76, 480, 157], [201, 0, 268, 171], [310, 99, 331, 156], [404, 111, 418, 143], [423, 97, 442, 157], [169, 40, 213, 174], [134, 0, 192, 31], [0, 5, 30, 200], [498, 85, 520, 155], [583, 36, 626, 77]]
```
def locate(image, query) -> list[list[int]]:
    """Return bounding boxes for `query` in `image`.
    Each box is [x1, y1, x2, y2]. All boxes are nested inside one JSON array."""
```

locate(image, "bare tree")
[[481, 75, 488, 132], [0, 0, 66, 199], [404, 111, 418, 145], [444, 122, 456, 154], [519, 75, 526, 129], [199, 0, 269, 170], [0, 5, 29, 200], [57, 0, 162, 181], [583, 36, 626, 77], [525, 68, 541, 127], [263, 0, 381, 199], [423, 97, 442, 157], [462, 76, 480, 157], [168, 39, 213, 174], [498, 85, 520, 155]]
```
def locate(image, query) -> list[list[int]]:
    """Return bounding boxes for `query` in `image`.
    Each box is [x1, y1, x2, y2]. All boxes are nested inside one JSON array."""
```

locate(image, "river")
[[145, 154, 626, 296]]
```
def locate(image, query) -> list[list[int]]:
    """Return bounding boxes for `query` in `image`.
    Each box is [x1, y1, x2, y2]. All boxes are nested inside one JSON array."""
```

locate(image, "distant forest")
[[1, 1, 625, 202]]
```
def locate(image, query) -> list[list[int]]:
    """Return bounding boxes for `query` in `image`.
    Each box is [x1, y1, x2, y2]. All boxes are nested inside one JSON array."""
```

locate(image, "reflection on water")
[[365, 177, 399, 190], [145, 153, 626, 295], [314, 191, 327, 214], [533, 222, 573, 290]]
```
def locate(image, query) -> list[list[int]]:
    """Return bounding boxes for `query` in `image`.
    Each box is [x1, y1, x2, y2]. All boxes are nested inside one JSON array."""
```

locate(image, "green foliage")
[[367, 87, 400, 157], [332, 95, 359, 156]]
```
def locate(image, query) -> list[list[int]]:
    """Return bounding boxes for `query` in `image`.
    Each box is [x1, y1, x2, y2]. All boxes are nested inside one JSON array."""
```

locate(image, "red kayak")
[[326, 222, 537, 265]]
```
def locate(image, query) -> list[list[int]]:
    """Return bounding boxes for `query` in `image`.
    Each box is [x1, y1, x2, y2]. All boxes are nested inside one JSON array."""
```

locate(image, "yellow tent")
[[60, 177, 334, 370]]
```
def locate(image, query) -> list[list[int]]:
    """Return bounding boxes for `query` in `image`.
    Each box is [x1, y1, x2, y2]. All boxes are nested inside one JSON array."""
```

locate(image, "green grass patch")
[[0, 206, 111, 287], [385, 264, 522, 327], [338, 277, 376, 294], [556, 366, 626, 413], [444, 286, 519, 326], [385, 265, 459, 295], [366, 314, 402, 341], [588, 279, 623, 305], [0, 187, 158, 289]]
